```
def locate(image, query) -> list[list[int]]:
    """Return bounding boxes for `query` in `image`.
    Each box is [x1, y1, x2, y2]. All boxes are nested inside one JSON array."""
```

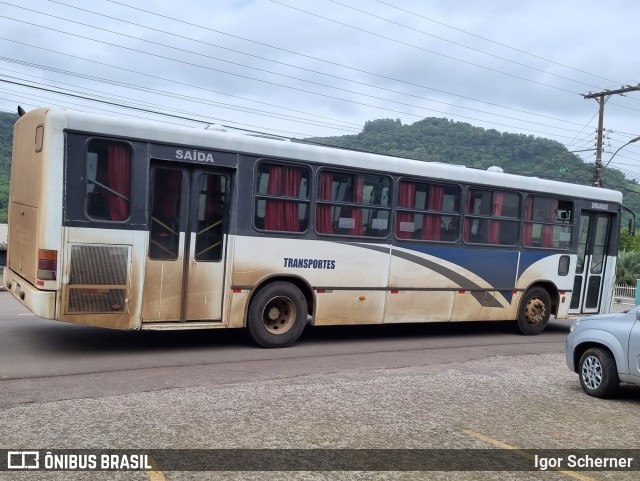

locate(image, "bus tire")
[[247, 281, 307, 348], [516, 287, 551, 335]]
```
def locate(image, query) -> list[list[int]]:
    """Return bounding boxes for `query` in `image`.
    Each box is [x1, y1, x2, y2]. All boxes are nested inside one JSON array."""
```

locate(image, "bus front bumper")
[[3, 267, 56, 319]]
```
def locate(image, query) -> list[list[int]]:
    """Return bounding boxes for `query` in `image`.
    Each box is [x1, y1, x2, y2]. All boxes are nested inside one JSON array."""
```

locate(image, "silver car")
[[566, 306, 640, 398]]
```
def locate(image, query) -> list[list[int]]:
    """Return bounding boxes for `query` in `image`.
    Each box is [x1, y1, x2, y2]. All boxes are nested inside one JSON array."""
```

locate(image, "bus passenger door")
[[142, 162, 229, 322], [569, 211, 613, 314]]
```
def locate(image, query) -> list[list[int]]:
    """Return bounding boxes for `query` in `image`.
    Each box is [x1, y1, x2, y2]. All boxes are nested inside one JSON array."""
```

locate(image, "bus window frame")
[[521, 194, 574, 250], [314, 167, 393, 239], [252, 158, 311, 235], [394, 176, 462, 243], [83, 138, 134, 224], [462, 187, 522, 247]]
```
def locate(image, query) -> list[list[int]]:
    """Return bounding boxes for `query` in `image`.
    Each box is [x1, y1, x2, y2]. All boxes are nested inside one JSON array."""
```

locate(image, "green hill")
[[0, 110, 16, 223], [0, 111, 638, 226]]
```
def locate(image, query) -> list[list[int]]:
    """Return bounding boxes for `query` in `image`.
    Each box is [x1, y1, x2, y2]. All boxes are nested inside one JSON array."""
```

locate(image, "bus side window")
[[317, 170, 391, 237], [464, 189, 520, 246], [254, 161, 310, 233], [396, 180, 460, 242], [85, 140, 132, 222], [523, 197, 573, 249]]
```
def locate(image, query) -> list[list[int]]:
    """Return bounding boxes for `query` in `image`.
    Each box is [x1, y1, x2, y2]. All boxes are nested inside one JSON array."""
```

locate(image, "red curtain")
[[463, 191, 473, 242], [523, 197, 534, 246], [265, 165, 283, 231], [283, 167, 301, 232], [264, 166, 302, 232], [488, 192, 504, 244], [106, 144, 131, 221], [428, 185, 444, 211], [396, 181, 416, 239], [423, 185, 444, 240], [316, 172, 333, 233], [349, 176, 364, 236], [541, 199, 558, 247]]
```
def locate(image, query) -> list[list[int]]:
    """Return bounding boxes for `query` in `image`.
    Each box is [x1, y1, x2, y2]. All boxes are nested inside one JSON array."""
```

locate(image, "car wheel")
[[578, 347, 619, 398], [516, 287, 551, 335], [247, 281, 307, 348]]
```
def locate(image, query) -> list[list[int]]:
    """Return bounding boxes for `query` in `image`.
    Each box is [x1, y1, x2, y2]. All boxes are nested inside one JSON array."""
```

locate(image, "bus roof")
[[42, 107, 622, 203]]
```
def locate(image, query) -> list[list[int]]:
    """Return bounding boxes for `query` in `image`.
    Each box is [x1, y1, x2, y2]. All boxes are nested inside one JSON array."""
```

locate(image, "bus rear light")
[[37, 249, 58, 281], [38, 249, 57, 260], [38, 259, 56, 270]]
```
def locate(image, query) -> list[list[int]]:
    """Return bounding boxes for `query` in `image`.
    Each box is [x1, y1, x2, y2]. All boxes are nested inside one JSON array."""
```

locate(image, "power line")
[[0, 4, 585, 134], [326, 0, 605, 90], [100, 0, 586, 120], [371, 0, 624, 86], [92, 0, 640, 127], [0, 37, 589, 141], [8, 0, 602, 134], [583, 84, 640, 186], [0, 73, 361, 135], [1, 0, 637, 150], [0, 54, 363, 133], [269, 0, 582, 95], [0, 67, 362, 133], [0, 78, 332, 138]]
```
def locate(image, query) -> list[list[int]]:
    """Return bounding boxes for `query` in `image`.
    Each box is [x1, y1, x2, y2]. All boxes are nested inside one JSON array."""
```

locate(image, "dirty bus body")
[[4, 107, 623, 347]]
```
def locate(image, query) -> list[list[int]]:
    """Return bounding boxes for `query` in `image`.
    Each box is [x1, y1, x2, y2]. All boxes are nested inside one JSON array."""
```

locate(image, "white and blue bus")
[[4, 107, 622, 347]]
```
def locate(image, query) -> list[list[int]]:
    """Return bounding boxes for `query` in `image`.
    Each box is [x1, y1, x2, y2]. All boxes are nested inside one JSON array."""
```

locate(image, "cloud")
[[0, 0, 638, 166]]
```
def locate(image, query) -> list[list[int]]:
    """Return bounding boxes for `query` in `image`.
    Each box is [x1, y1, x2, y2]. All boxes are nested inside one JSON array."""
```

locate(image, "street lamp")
[[603, 135, 640, 171]]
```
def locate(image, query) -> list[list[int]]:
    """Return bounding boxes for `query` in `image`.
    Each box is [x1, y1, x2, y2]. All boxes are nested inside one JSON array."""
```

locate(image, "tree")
[[362, 118, 402, 135], [618, 229, 640, 252], [616, 250, 640, 286]]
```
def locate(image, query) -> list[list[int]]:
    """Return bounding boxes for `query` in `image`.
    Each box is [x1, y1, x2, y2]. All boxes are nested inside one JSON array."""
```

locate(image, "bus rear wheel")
[[247, 281, 307, 348], [516, 287, 551, 335]]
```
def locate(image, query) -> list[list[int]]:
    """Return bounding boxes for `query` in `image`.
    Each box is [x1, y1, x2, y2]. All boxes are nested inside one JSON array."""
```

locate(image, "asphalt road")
[[0, 292, 638, 481]]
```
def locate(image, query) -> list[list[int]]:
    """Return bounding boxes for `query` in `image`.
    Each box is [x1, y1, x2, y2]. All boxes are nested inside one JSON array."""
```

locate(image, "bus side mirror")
[[622, 205, 636, 236]]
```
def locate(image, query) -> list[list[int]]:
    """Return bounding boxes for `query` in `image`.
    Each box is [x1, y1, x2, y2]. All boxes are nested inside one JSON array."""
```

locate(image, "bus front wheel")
[[247, 281, 307, 348], [516, 287, 551, 335]]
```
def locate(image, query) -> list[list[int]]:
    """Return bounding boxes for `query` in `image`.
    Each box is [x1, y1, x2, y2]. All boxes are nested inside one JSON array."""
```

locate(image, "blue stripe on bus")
[[397, 244, 519, 290], [390, 248, 504, 307], [350, 242, 559, 307]]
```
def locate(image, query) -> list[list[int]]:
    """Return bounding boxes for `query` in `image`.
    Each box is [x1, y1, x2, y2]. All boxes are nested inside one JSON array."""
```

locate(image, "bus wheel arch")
[[516, 284, 555, 335], [246, 277, 313, 348]]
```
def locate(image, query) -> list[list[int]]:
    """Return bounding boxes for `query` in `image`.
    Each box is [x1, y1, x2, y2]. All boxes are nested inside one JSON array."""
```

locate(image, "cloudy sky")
[[1, 0, 639, 177]]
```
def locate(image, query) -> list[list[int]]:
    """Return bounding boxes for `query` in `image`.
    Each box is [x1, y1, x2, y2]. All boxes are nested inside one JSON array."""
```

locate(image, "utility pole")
[[582, 84, 640, 187]]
